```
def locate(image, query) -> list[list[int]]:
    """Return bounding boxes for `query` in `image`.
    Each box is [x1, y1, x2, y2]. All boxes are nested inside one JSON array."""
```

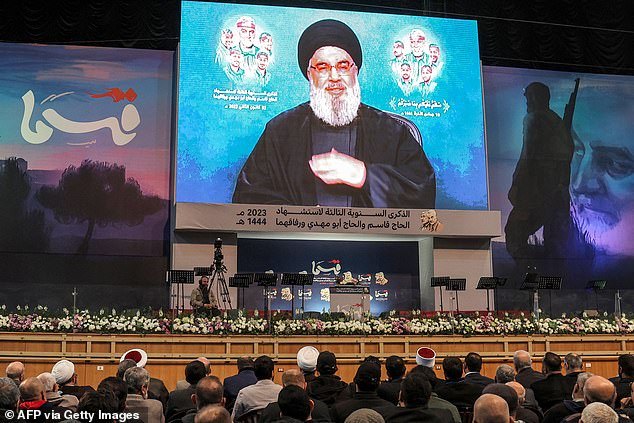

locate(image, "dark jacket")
[[530, 373, 576, 412], [307, 375, 349, 407], [259, 398, 331, 423], [435, 379, 483, 408], [149, 377, 170, 409], [464, 372, 495, 387], [224, 369, 258, 413], [166, 386, 196, 421], [59, 385, 95, 401], [515, 367, 545, 390], [329, 391, 394, 423], [377, 378, 404, 405], [610, 376, 634, 405], [376, 405, 454, 423], [542, 399, 584, 423]]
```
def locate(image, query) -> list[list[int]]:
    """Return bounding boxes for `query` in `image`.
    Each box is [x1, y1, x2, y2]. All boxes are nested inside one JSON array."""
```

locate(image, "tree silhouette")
[[0, 157, 50, 252], [36, 160, 163, 254]]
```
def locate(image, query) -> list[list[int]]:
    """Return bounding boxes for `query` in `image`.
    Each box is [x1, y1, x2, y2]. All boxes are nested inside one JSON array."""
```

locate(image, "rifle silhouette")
[[563, 78, 581, 132]]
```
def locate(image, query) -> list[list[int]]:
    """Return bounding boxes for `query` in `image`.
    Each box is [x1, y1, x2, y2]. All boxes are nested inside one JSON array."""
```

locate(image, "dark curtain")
[[0, 0, 632, 72]]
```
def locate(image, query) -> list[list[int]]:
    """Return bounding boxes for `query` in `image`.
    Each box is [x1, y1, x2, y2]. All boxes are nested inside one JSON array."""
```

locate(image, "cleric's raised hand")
[[309, 148, 366, 188]]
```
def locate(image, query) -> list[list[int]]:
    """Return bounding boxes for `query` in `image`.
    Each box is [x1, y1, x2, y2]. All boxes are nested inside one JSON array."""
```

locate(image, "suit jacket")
[[329, 391, 395, 423], [464, 372, 495, 387], [149, 377, 170, 409], [530, 373, 576, 412], [515, 367, 545, 390], [377, 405, 454, 423], [610, 376, 634, 405], [542, 399, 584, 423], [166, 385, 196, 421], [224, 369, 257, 412], [259, 398, 331, 423], [377, 378, 404, 405], [125, 393, 165, 423], [435, 379, 483, 408]]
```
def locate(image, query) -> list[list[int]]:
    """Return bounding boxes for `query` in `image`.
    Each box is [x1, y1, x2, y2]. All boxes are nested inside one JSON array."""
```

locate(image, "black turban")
[[297, 19, 362, 80]]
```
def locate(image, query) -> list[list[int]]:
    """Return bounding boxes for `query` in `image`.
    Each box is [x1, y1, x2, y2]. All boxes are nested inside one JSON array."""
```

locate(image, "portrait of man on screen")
[[232, 19, 436, 209]]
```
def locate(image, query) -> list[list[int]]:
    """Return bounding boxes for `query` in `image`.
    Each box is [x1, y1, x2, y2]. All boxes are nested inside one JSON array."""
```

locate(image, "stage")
[[0, 332, 628, 390]]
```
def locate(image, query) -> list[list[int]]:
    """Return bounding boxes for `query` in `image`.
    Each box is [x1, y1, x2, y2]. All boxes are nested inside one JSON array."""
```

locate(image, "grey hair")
[[580, 402, 618, 423], [565, 353, 583, 370], [513, 350, 532, 370], [36, 372, 56, 392], [496, 364, 516, 383], [124, 367, 150, 393], [0, 377, 19, 410]]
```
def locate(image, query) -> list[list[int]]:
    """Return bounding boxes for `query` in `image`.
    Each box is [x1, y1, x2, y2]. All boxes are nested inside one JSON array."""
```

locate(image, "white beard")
[[309, 79, 361, 127]]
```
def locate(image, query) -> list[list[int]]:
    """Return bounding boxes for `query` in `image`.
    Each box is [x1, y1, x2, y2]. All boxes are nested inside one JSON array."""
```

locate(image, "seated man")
[[51, 359, 95, 400], [181, 376, 225, 423], [231, 355, 282, 421], [377, 355, 406, 405], [166, 360, 208, 420], [464, 352, 494, 387], [223, 357, 257, 414], [277, 385, 313, 423], [473, 394, 511, 423], [530, 352, 576, 412], [37, 372, 78, 411], [307, 352, 349, 406], [123, 367, 165, 423], [435, 356, 483, 408]]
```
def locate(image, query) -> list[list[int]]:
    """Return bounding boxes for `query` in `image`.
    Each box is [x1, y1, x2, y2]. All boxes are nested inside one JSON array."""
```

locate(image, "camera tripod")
[[210, 240, 233, 311]]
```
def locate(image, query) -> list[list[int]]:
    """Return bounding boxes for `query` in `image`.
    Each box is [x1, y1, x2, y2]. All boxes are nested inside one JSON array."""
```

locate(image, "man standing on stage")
[[233, 19, 436, 208]]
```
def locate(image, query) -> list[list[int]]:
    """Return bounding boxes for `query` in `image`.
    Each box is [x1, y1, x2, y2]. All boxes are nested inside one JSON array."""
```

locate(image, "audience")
[[231, 355, 282, 421], [330, 361, 393, 423], [194, 405, 231, 423], [473, 393, 511, 423], [378, 373, 453, 423], [123, 366, 165, 423], [530, 352, 577, 412], [19, 377, 64, 422], [377, 356, 406, 405], [464, 352, 495, 387], [260, 369, 330, 423], [176, 357, 211, 390], [120, 348, 170, 409], [611, 354, 634, 405], [37, 371, 78, 411], [5, 362, 25, 387], [297, 347, 320, 383], [223, 357, 257, 414], [166, 360, 208, 421], [513, 350, 545, 389], [307, 352, 349, 406], [0, 377, 19, 417], [483, 383, 538, 423], [435, 356, 483, 408], [541, 371, 591, 423], [181, 376, 225, 423], [277, 385, 313, 423], [561, 375, 625, 423], [52, 359, 95, 400], [409, 365, 461, 423]]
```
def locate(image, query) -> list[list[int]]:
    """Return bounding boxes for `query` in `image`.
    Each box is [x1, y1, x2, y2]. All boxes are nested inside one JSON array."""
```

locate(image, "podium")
[[329, 286, 370, 319]]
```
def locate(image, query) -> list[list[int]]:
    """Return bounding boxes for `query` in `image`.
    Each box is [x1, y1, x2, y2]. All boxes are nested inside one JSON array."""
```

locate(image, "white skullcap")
[[51, 359, 75, 385], [297, 346, 319, 372]]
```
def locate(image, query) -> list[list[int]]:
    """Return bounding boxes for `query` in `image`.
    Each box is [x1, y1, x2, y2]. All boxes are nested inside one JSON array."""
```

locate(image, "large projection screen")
[[177, 1, 487, 218]]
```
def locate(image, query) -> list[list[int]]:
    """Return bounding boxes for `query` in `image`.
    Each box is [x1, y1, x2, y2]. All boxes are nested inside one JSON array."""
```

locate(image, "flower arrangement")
[[0, 306, 629, 336]]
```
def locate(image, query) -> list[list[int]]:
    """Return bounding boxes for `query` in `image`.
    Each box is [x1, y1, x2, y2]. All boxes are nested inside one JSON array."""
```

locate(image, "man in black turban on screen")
[[232, 19, 436, 208]]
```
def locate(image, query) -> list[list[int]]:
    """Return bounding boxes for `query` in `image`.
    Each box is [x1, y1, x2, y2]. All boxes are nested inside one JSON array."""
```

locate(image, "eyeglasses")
[[310, 61, 355, 75]]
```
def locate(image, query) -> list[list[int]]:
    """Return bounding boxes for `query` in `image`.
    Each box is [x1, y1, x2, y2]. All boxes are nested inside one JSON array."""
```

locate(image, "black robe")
[[232, 103, 436, 208]]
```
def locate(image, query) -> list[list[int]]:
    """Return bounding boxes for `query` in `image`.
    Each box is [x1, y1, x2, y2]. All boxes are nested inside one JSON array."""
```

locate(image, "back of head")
[[254, 355, 274, 380], [580, 402, 618, 423], [409, 365, 438, 389], [237, 356, 254, 372], [465, 352, 483, 372], [542, 352, 562, 373], [344, 408, 385, 423], [278, 385, 311, 421], [385, 356, 406, 379], [474, 393, 510, 423], [282, 369, 306, 387], [19, 377, 45, 402], [482, 383, 519, 417], [584, 375, 616, 406], [51, 359, 75, 386], [505, 382, 525, 404], [564, 353, 583, 371], [5, 362, 24, 385], [524, 82, 550, 110], [575, 372, 593, 395], [297, 346, 319, 373], [37, 372, 56, 393], [495, 364, 516, 383], [442, 357, 463, 381], [98, 376, 128, 412], [186, 360, 208, 385], [79, 390, 119, 418], [124, 367, 149, 394], [513, 350, 531, 371], [354, 362, 381, 392], [195, 405, 231, 423], [317, 351, 337, 376], [196, 376, 224, 409], [619, 354, 634, 377], [117, 359, 137, 379], [400, 373, 432, 408], [0, 377, 19, 411]]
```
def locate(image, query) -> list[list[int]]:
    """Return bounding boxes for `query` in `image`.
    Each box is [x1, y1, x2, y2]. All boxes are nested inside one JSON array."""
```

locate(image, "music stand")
[[281, 273, 315, 318], [585, 280, 606, 312], [476, 277, 500, 312], [229, 273, 254, 310], [448, 278, 466, 313], [539, 276, 562, 316], [167, 270, 195, 314], [254, 273, 277, 331], [194, 267, 212, 276], [431, 276, 450, 312]]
